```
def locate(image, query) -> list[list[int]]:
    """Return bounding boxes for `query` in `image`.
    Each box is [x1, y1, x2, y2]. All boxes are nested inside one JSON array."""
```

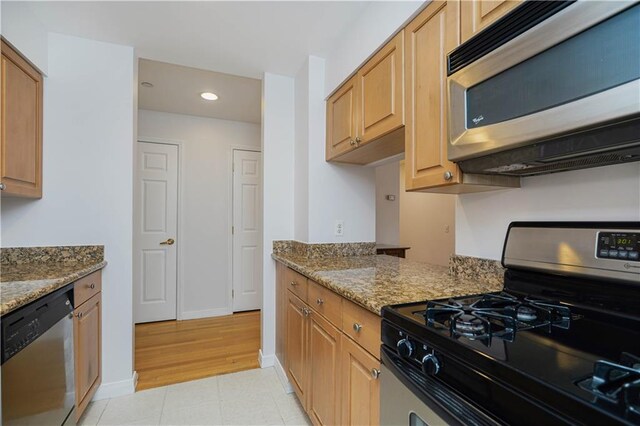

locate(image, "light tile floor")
[[79, 367, 311, 426]]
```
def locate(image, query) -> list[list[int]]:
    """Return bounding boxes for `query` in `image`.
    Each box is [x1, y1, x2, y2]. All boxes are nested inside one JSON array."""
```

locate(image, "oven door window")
[[466, 3, 639, 129]]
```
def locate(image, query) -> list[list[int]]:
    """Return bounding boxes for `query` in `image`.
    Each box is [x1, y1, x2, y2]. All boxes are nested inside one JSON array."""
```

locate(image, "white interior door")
[[232, 150, 262, 312], [134, 142, 179, 323]]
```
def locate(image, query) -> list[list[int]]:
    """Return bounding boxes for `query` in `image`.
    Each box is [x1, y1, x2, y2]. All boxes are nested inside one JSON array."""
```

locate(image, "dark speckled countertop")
[[1, 246, 106, 316], [272, 253, 504, 315]]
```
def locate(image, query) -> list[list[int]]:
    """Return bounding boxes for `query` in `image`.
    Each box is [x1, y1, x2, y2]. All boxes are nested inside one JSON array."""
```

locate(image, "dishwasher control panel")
[[1, 285, 73, 364]]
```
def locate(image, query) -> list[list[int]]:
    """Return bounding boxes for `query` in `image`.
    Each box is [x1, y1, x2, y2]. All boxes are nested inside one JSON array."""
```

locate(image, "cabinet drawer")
[[342, 300, 381, 359], [74, 271, 102, 306], [308, 280, 342, 327], [285, 267, 308, 301]]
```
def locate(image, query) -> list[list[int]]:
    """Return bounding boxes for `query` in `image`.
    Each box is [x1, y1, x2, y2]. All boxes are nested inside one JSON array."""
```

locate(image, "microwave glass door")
[[466, 4, 639, 130]]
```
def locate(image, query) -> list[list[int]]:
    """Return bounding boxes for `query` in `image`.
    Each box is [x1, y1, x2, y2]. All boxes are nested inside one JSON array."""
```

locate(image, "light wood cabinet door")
[[461, 0, 523, 42], [1, 40, 43, 198], [307, 311, 341, 426], [326, 75, 358, 161], [286, 292, 309, 408], [404, 1, 462, 191], [74, 292, 102, 420], [341, 335, 380, 426], [276, 262, 286, 365], [357, 31, 404, 145]]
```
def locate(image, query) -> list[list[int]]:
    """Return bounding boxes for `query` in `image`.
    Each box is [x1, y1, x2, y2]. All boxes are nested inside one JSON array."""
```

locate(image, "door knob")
[[160, 238, 175, 246]]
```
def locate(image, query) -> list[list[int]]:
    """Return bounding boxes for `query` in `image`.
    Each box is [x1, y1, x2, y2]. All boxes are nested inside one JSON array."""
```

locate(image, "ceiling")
[[24, 1, 377, 79], [138, 59, 261, 123]]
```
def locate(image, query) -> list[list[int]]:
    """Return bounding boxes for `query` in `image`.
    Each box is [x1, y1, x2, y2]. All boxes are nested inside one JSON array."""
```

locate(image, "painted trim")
[[181, 307, 232, 320], [258, 349, 275, 368], [136, 137, 186, 321], [92, 371, 137, 400], [274, 355, 294, 394], [228, 146, 263, 313]]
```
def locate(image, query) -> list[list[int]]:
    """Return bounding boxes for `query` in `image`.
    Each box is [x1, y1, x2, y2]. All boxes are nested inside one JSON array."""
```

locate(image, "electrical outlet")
[[335, 220, 344, 236]]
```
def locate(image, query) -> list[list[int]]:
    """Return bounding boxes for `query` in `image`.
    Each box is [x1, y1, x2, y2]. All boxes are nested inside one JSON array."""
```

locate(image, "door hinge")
[[232, 162, 235, 172], [232, 226, 235, 235], [232, 289, 235, 298]]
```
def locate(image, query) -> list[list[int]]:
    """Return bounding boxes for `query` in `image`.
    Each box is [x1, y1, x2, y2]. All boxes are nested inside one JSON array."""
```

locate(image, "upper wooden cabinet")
[[461, 0, 523, 42], [404, 1, 461, 191], [326, 75, 358, 160], [1, 39, 43, 198], [326, 32, 405, 165], [357, 31, 404, 146]]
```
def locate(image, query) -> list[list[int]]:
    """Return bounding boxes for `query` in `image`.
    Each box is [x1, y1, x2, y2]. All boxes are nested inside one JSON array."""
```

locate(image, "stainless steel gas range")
[[380, 222, 640, 425]]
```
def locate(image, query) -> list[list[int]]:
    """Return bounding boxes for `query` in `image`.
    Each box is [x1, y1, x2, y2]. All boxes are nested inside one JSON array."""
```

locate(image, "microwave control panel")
[[596, 232, 640, 261]]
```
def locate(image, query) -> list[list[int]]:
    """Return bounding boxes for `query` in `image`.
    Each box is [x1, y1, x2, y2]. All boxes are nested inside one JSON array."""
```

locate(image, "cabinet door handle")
[[89, 283, 96, 289], [349, 139, 356, 146], [355, 137, 362, 145], [371, 368, 381, 379], [76, 312, 83, 319], [353, 323, 362, 333], [0, 183, 5, 191], [316, 298, 324, 306], [290, 281, 298, 287], [302, 307, 310, 317], [443, 171, 454, 181]]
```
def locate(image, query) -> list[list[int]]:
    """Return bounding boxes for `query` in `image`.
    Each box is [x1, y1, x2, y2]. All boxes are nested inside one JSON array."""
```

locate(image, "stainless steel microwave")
[[447, 1, 640, 176]]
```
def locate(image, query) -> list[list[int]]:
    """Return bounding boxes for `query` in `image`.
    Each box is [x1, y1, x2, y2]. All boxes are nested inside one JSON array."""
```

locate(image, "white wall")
[[261, 73, 295, 364], [1, 1, 48, 74], [137, 110, 261, 318], [324, 1, 423, 97], [456, 163, 640, 260], [399, 162, 455, 266], [294, 61, 310, 242], [375, 162, 400, 244], [1, 33, 135, 396]]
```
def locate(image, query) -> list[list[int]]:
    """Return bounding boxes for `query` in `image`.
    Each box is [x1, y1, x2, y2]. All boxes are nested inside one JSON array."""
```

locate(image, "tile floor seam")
[[95, 398, 110, 425]]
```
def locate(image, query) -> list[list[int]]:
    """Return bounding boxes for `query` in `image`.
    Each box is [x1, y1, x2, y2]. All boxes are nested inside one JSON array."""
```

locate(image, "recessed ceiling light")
[[141, 81, 154, 88], [200, 92, 218, 101]]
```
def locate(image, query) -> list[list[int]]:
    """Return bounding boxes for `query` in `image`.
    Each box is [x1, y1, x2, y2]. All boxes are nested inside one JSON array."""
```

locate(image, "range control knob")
[[421, 353, 441, 375], [396, 338, 414, 358]]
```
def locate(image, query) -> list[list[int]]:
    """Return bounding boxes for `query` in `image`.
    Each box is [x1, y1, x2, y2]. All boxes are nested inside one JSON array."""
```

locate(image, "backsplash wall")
[[456, 162, 640, 260]]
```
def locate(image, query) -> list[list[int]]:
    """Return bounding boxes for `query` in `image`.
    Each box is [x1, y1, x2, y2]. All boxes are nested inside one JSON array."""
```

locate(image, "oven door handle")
[[381, 346, 502, 426]]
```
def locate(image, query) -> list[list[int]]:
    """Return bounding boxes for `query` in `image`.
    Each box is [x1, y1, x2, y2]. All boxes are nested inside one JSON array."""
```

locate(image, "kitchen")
[[1, 1, 639, 426]]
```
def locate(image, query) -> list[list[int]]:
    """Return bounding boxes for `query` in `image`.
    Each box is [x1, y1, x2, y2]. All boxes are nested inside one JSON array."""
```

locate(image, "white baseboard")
[[180, 307, 231, 320], [274, 356, 294, 394], [92, 371, 137, 401], [258, 349, 275, 368]]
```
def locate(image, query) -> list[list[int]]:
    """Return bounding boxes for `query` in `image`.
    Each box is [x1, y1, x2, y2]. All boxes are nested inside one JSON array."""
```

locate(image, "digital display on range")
[[597, 232, 639, 261]]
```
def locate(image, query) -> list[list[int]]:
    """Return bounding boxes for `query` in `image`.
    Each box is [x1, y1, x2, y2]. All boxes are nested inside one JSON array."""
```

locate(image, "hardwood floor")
[[135, 310, 261, 391]]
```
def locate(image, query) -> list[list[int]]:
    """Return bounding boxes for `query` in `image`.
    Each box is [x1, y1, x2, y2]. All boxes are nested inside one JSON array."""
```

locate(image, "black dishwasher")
[[1, 284, 76, 425]]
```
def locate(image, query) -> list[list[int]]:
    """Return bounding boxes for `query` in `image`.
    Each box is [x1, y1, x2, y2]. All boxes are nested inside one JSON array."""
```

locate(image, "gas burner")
[[453, 313, 486, 337], [423, 291, 571, 343], [516, 306, 537, 321]]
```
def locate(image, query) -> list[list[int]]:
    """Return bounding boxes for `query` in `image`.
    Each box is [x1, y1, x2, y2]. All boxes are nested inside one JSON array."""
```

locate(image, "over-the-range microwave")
[[447, 0, 640, 177]]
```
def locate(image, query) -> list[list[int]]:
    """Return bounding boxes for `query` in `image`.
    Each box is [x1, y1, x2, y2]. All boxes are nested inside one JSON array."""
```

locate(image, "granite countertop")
[[1, 246, 106, 316], [272, 253, 504, 315]]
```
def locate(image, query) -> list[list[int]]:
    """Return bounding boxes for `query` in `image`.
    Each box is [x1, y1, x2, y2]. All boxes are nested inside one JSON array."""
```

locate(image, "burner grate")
[[423, 291, 571, 343]]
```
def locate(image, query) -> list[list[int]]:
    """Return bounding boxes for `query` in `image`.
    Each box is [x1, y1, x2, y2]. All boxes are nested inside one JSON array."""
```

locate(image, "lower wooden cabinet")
[[286, 292, 309, 407], [307, 310, 342, 426], [73, 271, 102, 421], [278, 263, 381, 425], [341, 335, 381, 426]]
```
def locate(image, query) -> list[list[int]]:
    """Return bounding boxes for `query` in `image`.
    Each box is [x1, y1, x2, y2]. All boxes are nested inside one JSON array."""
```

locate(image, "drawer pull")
[[89, 283, 96, 289], [76, 312, 83, 319], [316, 298, 324, 306], [353, 323, 362, 333], [371, 368, 381, 379], [290, 281, 298, 287]]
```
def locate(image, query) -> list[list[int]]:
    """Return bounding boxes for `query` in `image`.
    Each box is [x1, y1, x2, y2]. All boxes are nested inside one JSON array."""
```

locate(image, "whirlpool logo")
[[472, 115, 484, 125]]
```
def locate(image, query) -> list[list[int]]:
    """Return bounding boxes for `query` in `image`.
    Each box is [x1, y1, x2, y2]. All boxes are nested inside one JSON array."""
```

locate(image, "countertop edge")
[[273, 253, 386, 315], [1, 260, 108, 317]]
